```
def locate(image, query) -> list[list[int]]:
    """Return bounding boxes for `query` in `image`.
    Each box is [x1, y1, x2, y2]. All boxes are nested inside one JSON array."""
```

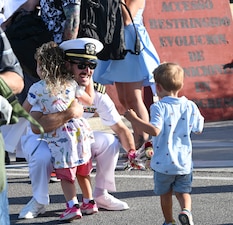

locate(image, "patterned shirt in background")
[[40, 0, 80, 44], [150, 96, 204, 175]]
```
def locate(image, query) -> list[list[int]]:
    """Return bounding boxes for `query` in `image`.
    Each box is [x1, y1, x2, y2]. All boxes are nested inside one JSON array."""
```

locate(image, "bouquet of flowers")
[[124, 140, 154, 171]]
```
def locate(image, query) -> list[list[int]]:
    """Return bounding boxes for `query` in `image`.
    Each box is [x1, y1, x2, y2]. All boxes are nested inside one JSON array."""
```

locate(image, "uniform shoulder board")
[[93, 82, 106, 94]]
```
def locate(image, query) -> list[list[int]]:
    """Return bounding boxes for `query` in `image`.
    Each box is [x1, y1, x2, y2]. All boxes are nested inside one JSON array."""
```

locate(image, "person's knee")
[[103, 135, 119, 149], [36, 153, 51, 165], [95, 132, 118, 146], [28, 142, 52, 166], [92, 133, 120, 156]]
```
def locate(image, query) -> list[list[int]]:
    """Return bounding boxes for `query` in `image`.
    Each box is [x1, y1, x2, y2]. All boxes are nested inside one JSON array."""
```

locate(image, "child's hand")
[[124, 109, 137, 121], [124, 149, 145, 171], [68, 99, 83, 118]]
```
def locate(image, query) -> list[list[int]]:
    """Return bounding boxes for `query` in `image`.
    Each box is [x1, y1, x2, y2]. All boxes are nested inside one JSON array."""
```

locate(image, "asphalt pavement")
[[5, 119, 233, 225]]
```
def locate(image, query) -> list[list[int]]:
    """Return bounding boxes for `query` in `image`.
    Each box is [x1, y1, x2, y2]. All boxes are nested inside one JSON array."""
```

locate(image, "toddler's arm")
[[124, 109, 160, 136], [76, 77, 94, 106]]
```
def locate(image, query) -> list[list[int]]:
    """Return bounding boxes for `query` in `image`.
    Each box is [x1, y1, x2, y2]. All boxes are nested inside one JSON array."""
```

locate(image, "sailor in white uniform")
[[19, 38, 136, 219]]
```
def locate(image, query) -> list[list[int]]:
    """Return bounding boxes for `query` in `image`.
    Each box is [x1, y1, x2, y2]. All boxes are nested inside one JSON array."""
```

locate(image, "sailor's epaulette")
[[93, 82, 106, 94], [83, 106, 97, 113]]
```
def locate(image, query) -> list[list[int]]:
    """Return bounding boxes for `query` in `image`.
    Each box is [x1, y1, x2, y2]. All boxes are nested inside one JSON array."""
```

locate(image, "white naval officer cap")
[[59, 37, 103, 61]]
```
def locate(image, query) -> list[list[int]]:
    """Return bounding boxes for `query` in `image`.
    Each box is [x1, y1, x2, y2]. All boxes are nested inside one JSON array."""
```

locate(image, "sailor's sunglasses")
[[70, 61, 97, 70]]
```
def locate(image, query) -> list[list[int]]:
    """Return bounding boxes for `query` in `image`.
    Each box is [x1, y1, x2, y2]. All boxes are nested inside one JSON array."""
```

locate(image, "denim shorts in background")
[[153, 171, 193, 196]]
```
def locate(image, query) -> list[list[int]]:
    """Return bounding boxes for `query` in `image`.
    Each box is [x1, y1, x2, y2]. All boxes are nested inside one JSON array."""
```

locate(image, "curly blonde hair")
[[35, 41, 73, 95]]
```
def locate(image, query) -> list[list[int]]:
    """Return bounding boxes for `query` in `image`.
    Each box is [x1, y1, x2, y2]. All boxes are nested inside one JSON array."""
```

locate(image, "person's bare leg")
[[160, 189, 175, 224], [60, 179, 77, 202], [175, 192, 191, 211], [115, 82, 149, 147], [77, 174, 98, 215], [77, 175, 93, 199]]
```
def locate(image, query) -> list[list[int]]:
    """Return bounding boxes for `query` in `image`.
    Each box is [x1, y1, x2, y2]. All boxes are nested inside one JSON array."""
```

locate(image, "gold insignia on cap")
[[85, 43, 96, 55]]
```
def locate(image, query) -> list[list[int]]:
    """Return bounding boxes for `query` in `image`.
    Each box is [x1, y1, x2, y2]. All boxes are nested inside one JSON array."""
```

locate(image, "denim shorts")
[[153, 171, 193, 195]]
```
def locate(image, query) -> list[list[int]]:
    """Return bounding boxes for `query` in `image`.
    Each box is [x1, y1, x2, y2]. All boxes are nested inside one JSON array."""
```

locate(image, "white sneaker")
[[18, 197, 46, 219], [179, 210, 194, 225], [94, 193, 129, 211]]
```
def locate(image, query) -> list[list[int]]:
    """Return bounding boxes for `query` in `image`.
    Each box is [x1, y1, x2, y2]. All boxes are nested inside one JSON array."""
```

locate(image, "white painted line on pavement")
[[113, 174, 233, 181], [193, 176, 233, 181], [194, 160, 233, 167], [114, 174, 153, 179], [7, 167, 233, 181], [6, 172, 233, 181], [7, 173, 29, 177]]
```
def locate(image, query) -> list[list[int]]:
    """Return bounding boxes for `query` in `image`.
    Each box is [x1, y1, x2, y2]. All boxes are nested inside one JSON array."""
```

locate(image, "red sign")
[[106, 0, 233, 121], [143, 0, 233, 121]]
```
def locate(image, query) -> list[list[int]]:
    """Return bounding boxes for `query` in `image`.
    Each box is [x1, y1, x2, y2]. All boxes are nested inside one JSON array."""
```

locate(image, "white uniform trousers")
[[21, 134, 53, 205], [21, 130, 120, 205], [91, 131, 120, 192]]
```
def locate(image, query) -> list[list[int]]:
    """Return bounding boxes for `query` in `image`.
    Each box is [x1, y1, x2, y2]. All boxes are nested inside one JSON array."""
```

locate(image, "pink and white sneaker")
[[59, 203, 82, 221], [80, 200, 98, 215]]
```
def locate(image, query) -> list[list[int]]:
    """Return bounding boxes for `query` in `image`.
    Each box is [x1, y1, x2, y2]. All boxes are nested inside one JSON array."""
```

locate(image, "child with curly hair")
[[23, 41, 98, 221]]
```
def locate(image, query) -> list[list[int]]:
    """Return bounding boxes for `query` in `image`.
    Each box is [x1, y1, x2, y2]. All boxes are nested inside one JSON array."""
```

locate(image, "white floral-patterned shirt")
[[27, 80, 94, 169]]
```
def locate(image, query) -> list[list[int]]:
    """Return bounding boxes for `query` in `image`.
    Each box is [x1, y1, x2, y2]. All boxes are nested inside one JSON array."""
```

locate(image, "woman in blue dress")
[[94, 0, 160, 148]]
